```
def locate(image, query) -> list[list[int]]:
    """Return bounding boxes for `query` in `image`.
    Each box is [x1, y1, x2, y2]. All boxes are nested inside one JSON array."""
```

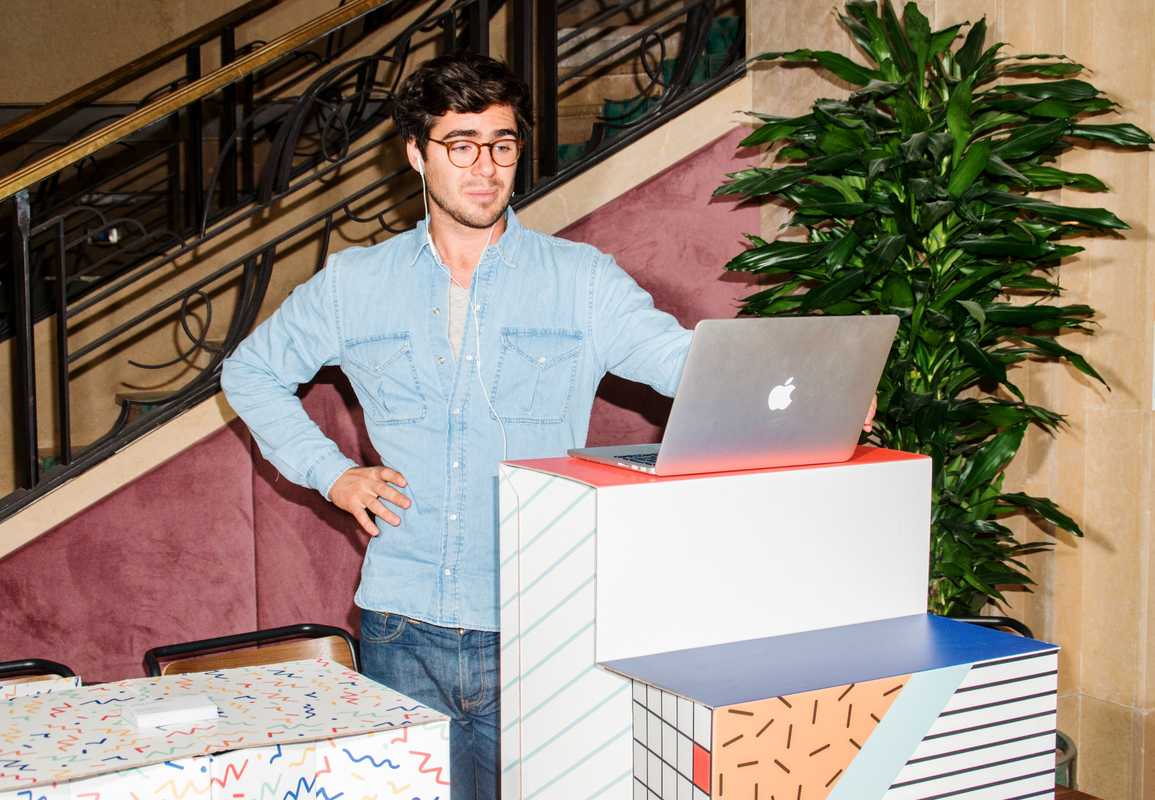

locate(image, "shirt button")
[[452, 461, 460, 469], [432, 307, 440, 316], [452, 408, 461, 415], [448, 513, 458, 521], [444, 568, 452, 576], [437, 355, 446, 365], [537, 356, 546, 364], [465, 354, 474, 362]]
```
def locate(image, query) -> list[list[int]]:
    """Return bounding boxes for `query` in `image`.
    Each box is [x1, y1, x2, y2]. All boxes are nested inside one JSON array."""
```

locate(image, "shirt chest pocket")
[[490, 328, 583, 424], [343, 333, 427, 425]]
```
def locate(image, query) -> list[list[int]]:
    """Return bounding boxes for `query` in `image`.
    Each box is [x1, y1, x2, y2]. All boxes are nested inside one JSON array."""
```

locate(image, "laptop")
[[568, 315, 899, 476]]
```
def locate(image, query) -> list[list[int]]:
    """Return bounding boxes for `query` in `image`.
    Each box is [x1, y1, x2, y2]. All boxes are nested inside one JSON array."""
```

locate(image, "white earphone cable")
[[420, 157, 525, 797], [419, 164, 508, 461]]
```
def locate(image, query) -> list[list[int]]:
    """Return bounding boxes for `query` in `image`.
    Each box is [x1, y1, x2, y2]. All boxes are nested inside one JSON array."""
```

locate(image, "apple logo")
[[767, 377, 796, 411]]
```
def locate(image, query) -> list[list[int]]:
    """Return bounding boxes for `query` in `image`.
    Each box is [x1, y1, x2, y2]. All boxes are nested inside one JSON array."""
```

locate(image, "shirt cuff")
[[311, 451, 360, 501]]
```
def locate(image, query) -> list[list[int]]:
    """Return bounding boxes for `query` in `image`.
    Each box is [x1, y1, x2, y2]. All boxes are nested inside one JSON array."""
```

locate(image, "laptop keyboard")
[[618, 452, 658, 466]]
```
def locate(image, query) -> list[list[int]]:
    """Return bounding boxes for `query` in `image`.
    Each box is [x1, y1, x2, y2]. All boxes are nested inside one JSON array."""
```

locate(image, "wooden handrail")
[[0, 0, 281, 145], [0, 0, 396, 204]]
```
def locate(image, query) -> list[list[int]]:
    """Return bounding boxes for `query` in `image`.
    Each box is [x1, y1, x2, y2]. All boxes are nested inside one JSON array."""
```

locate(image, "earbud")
[[416, 154, 425, 176]]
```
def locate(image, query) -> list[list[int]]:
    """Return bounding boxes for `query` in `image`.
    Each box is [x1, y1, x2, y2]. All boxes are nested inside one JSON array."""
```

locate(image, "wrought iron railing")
[[1, 0, 744, 520], [0, 0, 424, 340], [0, 0, 281, 155]]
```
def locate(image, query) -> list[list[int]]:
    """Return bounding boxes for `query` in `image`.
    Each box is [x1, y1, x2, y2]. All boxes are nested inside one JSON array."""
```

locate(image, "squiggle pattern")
[[0, 659, 449, 798], [409, 750, 450, 786], [342, 749, 399, 769]]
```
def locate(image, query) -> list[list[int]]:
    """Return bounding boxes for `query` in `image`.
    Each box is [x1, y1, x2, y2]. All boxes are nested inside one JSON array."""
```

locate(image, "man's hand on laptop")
[[863, 395, 878, 433], [330, 466, 411, 536]]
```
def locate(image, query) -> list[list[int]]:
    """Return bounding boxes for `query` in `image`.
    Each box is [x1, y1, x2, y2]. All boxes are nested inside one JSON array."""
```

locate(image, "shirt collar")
[[407, 207, 524, 269]]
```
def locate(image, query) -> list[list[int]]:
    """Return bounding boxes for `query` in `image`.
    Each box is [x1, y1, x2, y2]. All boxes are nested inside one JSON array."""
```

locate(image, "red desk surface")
[[506, 445, 927, 488]]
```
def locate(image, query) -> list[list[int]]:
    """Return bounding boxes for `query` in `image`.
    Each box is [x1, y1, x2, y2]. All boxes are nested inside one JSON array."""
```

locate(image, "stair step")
[[37, 443, 92, 472], [556, 16, 740, 168], [558, 15, 738, 75], [115, 390, 178, 406]]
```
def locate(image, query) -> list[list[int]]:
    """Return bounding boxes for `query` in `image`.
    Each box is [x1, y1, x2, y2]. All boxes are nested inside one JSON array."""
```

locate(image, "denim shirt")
[[220, 209, 691, 630]]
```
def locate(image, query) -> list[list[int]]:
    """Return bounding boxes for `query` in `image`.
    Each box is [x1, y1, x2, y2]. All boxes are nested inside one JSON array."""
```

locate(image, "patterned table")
[[0, 658, 450, 798], [0, 676, 80, 702]]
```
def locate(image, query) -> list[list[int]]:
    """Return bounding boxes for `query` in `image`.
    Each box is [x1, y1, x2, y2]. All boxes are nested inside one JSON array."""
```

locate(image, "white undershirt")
[[447, 280, 470, 358]]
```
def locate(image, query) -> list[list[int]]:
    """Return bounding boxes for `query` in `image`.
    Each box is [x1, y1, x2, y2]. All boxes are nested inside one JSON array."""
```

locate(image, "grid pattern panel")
[[631, 680, 711, 800]]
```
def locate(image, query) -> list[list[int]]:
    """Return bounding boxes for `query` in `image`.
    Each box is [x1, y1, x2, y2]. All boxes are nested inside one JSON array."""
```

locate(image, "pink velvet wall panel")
[[0, 422, 257, 682], [559, 127, 761, 446], [251, 371, 379, 635]]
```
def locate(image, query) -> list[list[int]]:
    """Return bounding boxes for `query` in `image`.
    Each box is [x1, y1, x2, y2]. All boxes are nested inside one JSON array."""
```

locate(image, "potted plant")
[[717, 0, 1152, 616]]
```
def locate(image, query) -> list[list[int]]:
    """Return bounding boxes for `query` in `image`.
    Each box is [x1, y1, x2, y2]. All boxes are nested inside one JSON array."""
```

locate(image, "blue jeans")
[[360, 609, 499, 800]]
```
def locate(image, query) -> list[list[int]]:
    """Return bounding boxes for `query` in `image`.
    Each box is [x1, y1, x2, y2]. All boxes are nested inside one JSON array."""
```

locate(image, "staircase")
[[556, 13, 741, 167], [0, 0, 746, 523]]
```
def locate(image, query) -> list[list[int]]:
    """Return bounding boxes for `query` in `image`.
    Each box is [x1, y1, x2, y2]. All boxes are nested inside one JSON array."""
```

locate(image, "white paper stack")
[[122, 694, 219, 728]]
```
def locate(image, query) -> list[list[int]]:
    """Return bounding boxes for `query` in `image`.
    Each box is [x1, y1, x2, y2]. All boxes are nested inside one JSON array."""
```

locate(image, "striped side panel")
[[500, 466, 632, 800], [883, 650, 1058, 800]]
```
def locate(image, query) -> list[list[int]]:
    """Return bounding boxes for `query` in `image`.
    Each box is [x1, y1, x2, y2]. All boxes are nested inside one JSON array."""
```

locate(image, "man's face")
[[409, 104, 520, 230]]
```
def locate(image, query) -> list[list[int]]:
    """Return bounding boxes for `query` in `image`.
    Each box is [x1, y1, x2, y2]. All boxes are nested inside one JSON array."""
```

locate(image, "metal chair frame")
[[0, 658, 76, 681], [143, 622, 358, 676]]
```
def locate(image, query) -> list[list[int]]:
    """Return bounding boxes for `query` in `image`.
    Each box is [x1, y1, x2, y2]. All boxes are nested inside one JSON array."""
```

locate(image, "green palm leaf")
[[754, 49, 877, 86], [721, 0, 1151, 616]]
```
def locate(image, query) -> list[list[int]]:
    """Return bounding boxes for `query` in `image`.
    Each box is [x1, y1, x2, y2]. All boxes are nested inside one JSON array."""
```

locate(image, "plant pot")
[[1056, 730, 1077, 789]]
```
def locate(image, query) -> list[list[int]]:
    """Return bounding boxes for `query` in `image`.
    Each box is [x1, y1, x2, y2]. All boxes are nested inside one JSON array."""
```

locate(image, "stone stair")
[[556, 15, 740, 167]]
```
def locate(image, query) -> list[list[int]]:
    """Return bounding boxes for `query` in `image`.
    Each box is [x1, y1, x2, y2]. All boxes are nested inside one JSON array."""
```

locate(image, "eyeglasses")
[[426, 137, 522, 168]]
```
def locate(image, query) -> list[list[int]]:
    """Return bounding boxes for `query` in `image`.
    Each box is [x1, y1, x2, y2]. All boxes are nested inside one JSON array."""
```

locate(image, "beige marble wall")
[[0, 0, 337, 104], [748, 1, 1154, 796]]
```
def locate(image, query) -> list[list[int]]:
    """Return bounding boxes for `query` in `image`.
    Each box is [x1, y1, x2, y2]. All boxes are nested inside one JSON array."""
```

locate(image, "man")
[[220, 51, 693, 800]]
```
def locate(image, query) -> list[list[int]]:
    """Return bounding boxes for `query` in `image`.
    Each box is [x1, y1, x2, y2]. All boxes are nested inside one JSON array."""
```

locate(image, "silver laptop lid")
[[654, 315, 898, 475]]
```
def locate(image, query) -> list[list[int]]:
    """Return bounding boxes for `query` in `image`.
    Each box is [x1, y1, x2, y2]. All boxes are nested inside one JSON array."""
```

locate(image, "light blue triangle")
[[827, 663, 970, 799]]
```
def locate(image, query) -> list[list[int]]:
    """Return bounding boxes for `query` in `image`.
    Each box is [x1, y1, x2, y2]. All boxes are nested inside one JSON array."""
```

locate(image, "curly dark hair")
[[392, 51, 533, 152]]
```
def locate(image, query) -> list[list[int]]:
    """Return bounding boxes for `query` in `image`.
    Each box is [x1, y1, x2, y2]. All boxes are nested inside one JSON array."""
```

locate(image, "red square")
[[692, 742, 711, 794]]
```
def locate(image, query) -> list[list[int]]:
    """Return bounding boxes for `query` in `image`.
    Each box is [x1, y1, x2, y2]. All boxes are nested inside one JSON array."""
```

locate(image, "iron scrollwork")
[[1, 0, 745, 520]]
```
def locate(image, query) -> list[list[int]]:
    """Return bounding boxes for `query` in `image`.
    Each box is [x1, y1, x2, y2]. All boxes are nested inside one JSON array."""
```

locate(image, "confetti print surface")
[[0, 677, 80, 702], [0, 658, 448, 794]]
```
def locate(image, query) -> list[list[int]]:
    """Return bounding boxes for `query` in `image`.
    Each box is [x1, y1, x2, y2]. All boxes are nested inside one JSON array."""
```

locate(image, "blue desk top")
[[600, 614, 1057, 708]]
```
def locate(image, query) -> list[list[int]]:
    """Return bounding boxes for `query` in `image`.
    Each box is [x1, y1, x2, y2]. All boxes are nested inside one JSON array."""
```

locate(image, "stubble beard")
[[427, 181, 511, 229]]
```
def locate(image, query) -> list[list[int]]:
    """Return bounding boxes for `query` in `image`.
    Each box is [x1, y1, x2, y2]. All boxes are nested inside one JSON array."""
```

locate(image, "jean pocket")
[[490, 328, 583, 424], [361, 611, 409, 644], [344, 333, 427, 425]]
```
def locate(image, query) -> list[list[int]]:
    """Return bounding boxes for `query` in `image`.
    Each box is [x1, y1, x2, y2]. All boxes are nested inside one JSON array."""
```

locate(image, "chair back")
[[144, 624, 358, 676], [0, 658, 76, 684]]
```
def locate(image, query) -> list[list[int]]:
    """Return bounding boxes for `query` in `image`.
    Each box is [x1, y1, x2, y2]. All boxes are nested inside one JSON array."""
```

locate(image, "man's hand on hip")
[[330, 466, 410, 536]]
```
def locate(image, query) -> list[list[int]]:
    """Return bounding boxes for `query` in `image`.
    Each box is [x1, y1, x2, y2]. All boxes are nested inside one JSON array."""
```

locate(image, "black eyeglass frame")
[[425, 136, 523, 168]]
